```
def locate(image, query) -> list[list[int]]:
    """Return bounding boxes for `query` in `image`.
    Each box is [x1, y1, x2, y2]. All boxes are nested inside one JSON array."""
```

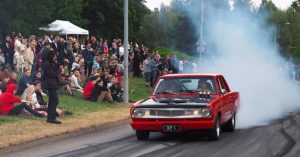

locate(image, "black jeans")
[[150, 70, 157, 87], [8, 103, 41, 117], [47, 89, 59, 121]]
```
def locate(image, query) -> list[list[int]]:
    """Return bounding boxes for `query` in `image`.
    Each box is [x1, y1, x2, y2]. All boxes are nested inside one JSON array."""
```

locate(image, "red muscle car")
[[130, 73, 240, 140]]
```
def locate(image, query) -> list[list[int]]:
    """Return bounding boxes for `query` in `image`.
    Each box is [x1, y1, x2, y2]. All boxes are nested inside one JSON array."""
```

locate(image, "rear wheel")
[[222, 113, 236, 132], [136, 130, 150, 140], [208, 115, 220, 141]]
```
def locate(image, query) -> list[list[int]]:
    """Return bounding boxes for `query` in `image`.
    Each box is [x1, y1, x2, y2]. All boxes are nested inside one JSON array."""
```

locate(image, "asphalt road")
[[1, 113, 300, 157]]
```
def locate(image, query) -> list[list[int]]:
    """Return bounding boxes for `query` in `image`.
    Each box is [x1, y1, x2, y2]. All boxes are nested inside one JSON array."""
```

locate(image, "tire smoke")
[[187, 1, 300, 128]]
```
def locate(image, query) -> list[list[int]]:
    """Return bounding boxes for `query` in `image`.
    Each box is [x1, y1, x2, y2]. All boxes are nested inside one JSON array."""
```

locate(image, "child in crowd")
[[109, 76, 123, 102], [16, 69, 33, 95]]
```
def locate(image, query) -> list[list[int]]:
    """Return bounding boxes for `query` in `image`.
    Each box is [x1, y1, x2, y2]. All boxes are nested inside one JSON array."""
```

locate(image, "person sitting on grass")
[[22, 81, 71, 117], [109, 76, 123, 102], [33, 71, 47, 93], [16, 69, 33, 95], [70, 68, 84, 93], [0, 83, 43, 117], [83, 75, 100, 100], [32, 81, 71, 116], [22, 84, 47, 117], [58, 67, 73, 95], [97, 68, 113, 103], [71, 56, 80, 71], [89, 78, 113, 103]]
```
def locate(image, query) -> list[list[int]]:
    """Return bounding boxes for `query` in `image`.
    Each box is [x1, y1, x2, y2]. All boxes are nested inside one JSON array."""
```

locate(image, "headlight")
[[132, 109, 145, 118], [201, 108, 211, 118]]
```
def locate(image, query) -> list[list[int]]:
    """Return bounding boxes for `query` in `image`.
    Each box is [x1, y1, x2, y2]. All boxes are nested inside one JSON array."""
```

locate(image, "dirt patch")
[[0, 105, 130, 149]]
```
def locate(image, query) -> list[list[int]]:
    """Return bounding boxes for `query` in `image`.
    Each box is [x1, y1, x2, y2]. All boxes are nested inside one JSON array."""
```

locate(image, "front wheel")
[[208, 115, 220, 141], [136, 130, 150, 140]]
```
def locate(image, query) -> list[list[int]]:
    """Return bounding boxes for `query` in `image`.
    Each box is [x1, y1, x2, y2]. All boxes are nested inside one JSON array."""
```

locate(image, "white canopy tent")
[[39, 20, 89, 38]]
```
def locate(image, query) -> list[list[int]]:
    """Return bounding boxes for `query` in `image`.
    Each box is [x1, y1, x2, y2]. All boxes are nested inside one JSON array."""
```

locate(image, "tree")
[[267, 0, 300, 60], [50, 0, 87, 27], [81, 0, 149, 41], [138, 0, 199, 55], [0, 0, 54, 36], [0, 0, 87, 38]]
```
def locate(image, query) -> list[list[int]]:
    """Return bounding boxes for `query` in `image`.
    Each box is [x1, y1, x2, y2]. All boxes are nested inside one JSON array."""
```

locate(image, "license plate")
[[164, 125, 180, 132]]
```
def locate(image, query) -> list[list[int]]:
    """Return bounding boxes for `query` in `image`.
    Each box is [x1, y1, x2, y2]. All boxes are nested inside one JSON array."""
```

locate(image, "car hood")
[[136, 96, 215, 108]]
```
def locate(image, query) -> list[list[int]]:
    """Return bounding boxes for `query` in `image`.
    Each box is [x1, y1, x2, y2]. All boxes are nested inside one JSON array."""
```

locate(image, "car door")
[[217, 77, 231, 124], [220, 76, 236, 117]]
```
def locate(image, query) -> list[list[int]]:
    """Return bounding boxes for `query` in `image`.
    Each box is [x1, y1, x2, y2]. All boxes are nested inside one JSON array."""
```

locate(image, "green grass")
[[129, 77, 152, 101], [0, 116, 24, 124], [0, 115, 42, 124], [1, 77, 151, 124], [58, 94, 115, 116]]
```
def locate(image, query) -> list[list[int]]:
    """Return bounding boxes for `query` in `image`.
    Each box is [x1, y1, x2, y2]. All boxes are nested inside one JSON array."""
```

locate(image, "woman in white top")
[[14, 46, 21, 72], [70, 69, 83, 93], [71, 56, 80, 71], [22, 85, 48, 117]]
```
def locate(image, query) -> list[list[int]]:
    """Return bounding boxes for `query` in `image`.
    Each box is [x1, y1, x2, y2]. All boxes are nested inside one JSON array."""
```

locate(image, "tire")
[[208, 115, 221, 141], [136, 130, 150, 140], [222, 113, 236, 132]]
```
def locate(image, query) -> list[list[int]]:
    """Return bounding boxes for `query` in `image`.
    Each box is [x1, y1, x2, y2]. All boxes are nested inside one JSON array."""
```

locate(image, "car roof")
[[159, 73, 221, 78]]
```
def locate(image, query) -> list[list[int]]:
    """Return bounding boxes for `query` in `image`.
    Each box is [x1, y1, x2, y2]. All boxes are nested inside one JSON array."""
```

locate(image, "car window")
[[153, 77, 216, 94], [220, 76, 230, 92], [217, 77, 226, 94]]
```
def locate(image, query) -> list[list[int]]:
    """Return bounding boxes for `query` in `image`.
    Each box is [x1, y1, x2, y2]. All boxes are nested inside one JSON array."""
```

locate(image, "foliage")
[[0, 0, 150, 42], [266, 0, 300, 61], [50, 0, 88, 27], [81, 0, 150, 41], [0, 0, 54, 36], [137, 3, 197, 55], [153, 47, 191, 59]]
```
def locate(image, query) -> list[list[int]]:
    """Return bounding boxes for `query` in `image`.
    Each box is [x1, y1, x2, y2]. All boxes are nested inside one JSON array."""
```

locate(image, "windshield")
[[153, 77, 216, 95]]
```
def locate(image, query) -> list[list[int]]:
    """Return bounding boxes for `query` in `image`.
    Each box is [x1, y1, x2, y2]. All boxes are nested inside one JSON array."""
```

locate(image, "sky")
[[145, 0, 296, 11]]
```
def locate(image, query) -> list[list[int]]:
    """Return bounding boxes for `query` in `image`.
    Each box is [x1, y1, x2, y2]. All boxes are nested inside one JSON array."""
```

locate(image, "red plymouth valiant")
[[130, 73, 240, 140]]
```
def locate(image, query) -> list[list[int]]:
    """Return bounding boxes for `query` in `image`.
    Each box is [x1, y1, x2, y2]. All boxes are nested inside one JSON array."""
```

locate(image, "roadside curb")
[[0, 119, 130, 154]]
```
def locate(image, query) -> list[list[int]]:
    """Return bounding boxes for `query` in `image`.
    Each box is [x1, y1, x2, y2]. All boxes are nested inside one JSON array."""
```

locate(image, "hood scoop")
[[157, 98, 189, 104]]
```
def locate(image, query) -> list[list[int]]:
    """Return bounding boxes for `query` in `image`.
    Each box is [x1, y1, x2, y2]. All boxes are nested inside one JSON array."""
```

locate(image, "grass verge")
[[0, 77, 151, 148]]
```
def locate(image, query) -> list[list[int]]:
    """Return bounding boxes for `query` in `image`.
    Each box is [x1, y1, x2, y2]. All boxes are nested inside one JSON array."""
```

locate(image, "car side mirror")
[[221, 89, 227, 94]]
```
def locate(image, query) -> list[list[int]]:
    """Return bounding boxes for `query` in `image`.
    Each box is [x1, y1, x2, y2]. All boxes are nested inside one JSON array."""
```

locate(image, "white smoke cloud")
[[188, 2, 300, 128]]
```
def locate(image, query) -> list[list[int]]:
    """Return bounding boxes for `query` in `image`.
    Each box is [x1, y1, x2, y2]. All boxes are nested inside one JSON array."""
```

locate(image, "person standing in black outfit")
[[133, 47, 142, 78], [42, 50, 61, 124]]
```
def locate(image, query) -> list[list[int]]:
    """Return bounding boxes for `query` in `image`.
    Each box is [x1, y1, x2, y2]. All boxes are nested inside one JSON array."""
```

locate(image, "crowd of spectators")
[[0, 32, 198, 118]]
